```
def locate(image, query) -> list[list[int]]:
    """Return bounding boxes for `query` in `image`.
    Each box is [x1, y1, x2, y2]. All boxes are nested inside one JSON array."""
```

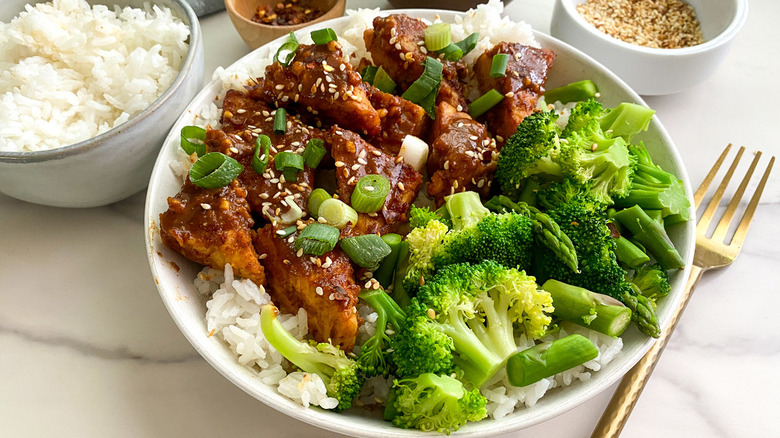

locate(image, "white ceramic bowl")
[[551, 0, 748, 96], [145, 9, 696, 437], [0, 0, 204, 208]]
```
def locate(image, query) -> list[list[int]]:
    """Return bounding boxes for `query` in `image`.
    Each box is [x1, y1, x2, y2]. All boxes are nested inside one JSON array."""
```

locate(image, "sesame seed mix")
[[577, 0, 704, 49]]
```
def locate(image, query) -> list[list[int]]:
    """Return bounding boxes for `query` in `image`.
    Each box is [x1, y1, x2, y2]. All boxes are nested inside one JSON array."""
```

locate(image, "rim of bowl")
[[559, 0, 749, 57], [224, 0, 345, 31], [0, 0, 203, 164]]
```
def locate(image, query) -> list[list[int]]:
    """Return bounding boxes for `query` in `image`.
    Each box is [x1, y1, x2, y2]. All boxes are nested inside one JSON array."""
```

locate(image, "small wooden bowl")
[[225, 0, 346, 49]]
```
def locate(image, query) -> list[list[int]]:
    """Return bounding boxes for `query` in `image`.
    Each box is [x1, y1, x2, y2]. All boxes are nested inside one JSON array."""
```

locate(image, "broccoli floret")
[[391, 311, 455, 378], [563, 99, 655, 142], [631, 263, 671, 300], [495, 110, 563, 198], [410, 261, 553, 386], [356, 289, 407, 378], [561, 98, 607, 138], [444, 190, 492, 231], [615, 143, 691, 226], [260, 305, 364, 411], [400, 219, 449, 295], [408, 205, 451, 229], [387, 373, 487, 434]]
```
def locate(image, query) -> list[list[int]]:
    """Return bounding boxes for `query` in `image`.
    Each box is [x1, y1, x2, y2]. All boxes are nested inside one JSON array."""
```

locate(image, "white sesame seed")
[[201, 203, 211, 210], [316, 286, 324, 295]]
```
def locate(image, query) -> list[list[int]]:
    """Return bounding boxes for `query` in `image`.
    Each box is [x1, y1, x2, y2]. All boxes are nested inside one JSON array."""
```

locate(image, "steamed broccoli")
[[631, 263, 671, 300], [399, 218, 449, 296], [615, 143, 691, 226], [356, 289, 407, 378], [260, 305, 364, 411], [386, 373, 487, 434], [391, 312, 455, 378], [563, 99, 655, 141], [495, 110, 563, 198], [408, 205, 451, 229], [404, 261, 553, 387]]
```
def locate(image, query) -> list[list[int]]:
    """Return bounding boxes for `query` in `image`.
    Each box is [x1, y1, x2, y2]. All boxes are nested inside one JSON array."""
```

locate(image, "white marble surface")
[[1, 1, 778, 437]]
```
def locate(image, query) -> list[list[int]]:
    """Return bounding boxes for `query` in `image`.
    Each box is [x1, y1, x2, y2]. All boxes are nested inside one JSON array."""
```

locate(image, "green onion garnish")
[[439, 43, 463, 62], [308, 188, 332, 218], [274, 108, 287, 135], [277, 225, 298, 238], [339, 234, 392, 271], [455, 32, 479, 57], [318, 198, 358, 229], [294, 223, 340, 256], [180, 125, 206, 157], [189, 152, 243, 189], [274, 32, 299, 67], [311, 28, 338, 45], [252, 135, 271, 174], [402, 57, 443, 118], [544, 80, 600, 104], [274, 151, 304, 182], [351, 174, 391, 213], [301, 139, 327, 168], [361, 65, 378, 84], [424, 23, 451, 52], [280, 195, 303, 224], [469, 88, 505, 119], [490, 53, 510, 78], [372, 66, 397, 94], [372, 233, 403, 288]]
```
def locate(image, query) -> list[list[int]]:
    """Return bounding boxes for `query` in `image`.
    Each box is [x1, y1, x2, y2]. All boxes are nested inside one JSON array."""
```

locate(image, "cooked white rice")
[[190, 0, 624, 418], [0, 0, 190, 152]]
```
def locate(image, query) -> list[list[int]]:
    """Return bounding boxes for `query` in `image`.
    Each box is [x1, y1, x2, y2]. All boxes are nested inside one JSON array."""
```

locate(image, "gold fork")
[[590, 144, 775, 438]]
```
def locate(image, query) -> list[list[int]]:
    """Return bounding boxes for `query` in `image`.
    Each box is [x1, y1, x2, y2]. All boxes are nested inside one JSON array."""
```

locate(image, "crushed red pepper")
[[251, 0, 325, 26]]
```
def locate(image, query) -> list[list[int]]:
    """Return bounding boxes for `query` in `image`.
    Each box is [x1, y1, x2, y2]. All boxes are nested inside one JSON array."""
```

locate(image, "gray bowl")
[[0, 0, 204, 208]]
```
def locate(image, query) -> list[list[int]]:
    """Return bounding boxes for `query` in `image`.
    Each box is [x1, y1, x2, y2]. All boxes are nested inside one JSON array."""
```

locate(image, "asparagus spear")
[[506, 334, 599, 387], [542, 279, 632, 337], [615, 235, 651, 269], [612, 204, 685, 270], [620, 284, 661, 338]]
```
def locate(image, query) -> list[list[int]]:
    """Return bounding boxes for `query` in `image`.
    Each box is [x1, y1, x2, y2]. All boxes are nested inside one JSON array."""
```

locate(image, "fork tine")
[[711, 151, 762, 242], [730, 155, 775, 247], [694, 143, 732, 208], [697, 146, 745, 233]]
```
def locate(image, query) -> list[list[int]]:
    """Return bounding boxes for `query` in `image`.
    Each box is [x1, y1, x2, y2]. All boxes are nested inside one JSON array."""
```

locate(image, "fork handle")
[[590, 264, 705, 438]]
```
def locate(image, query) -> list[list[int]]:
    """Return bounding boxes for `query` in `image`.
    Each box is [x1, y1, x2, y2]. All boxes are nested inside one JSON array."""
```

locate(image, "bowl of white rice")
[[145, 1, 695, 436], [0, 0, 204, 207]]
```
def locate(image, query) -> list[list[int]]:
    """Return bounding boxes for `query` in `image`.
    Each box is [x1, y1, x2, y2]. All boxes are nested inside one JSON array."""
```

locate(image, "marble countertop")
[[1, 1, 778, 437]]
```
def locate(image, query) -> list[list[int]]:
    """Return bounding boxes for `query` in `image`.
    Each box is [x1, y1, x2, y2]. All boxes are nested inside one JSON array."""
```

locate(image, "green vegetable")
[[373, 233, 404, 288], [339, 234, 392, 271], [301, 138, 326, 168], [307, 188, 331, 218], [317, 198, 358, 229], [351, 174, 391, 213], [542, 279, 632, 337], [614, 235, 651, 269], [424, 23, 451, 51], [489, 53, 510, 78], [252, 135, 271, 174], [386, 373, 487, 434], [180, 125, 206, 156], [273, 32, 298, 67], [372, 66, 397, 94], [260, 305, 363, 411], [544, 80, 599, 104], [438, 43, 463, 61], [274, 150, 304, 182], [468, 89, 505, 119], [390, 240, 412, 308], [276, 225, 298, 238], [188, 152, 243, 189], [361, 65, 378, 83], [273, 108, 287, 135], [506, 334, 599, 387], [454, 32, 479, 57], [402, 57, 443, 118], [612, 205, 684, 270], [356, 289, 406, 377], [310, 28, 338, 45], [294, 223, 339, 256], [631, 263, 671, 300]]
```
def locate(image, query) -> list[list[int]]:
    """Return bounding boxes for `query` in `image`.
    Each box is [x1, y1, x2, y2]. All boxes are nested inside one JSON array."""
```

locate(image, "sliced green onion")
[[277, 225, 298, 238], [339, 234, 392, 271], [361, 65, 378, 84], [439, 43, 463, 62], [274, 108, 287, 135], [308, 188, 332, 218], [424, 23, 451, 52], [490, 53, 510, 78], [252, 135, 271, 174], [318, 198, 358, 229], [402, 57, 443, 118], [373, 233, 403, 288], [180, 125, 206, 157], [294, 223, 340, 256], [280, 195, 303, 224], [301, 139, 327, 168], [469, 88, 505, 119], [274, 32, 299, 67], [544, 80, 600, 104], [351, 174, 391, 213], [274, 151, 304, 182], [454, 32, 479, 57], [189, 152, 243, 189], [311, 28, 338, 45], [373, 66, 397, 94]]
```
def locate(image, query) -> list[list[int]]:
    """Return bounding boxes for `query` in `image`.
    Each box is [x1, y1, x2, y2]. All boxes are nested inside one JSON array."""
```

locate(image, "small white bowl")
[[550, 0, 748, 95], [0, 0, 204, 208]]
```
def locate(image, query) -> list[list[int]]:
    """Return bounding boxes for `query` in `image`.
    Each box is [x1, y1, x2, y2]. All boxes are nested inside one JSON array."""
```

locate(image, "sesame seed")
[[200, 203, 211, 210], [259, 253, 267, 260], [351, 164, 361, 170], [357, 158, 368, 165], [276, 229, 287, 235], [334, 161, 345, 167], [469, 135, 479, 141], [318, 216, 328, 224], [371, 150, 382, 156], [397, 182, 405, 191], [316, 286, 324, 295], [328, 293, 336, 300], [296, 248, 304, 257], [505, 91, 515, 98], [364, 186, 375, 192], [427, 308, 436, 319]]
